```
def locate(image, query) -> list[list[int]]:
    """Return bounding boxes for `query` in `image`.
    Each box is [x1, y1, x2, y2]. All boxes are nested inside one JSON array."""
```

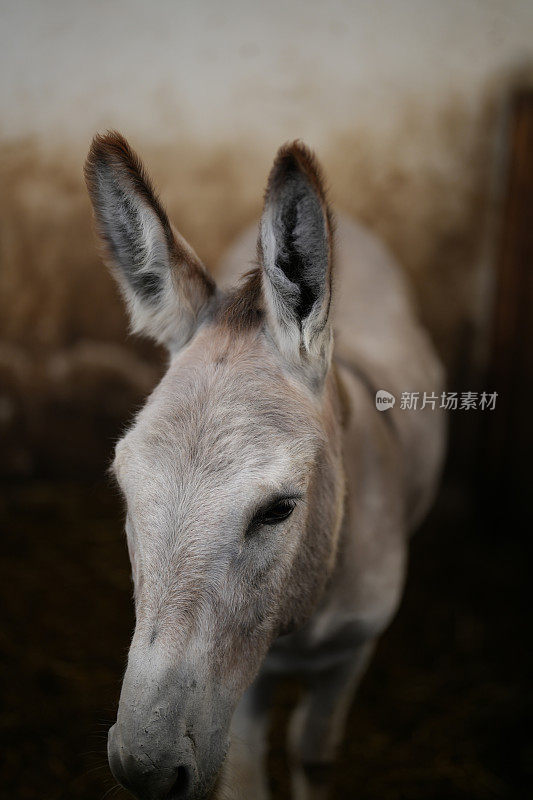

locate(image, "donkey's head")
[[85, 133, 345, 800]]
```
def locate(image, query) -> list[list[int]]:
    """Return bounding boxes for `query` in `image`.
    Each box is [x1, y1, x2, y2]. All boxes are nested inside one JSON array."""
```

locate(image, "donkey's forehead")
[[114, 330, 321, 493]]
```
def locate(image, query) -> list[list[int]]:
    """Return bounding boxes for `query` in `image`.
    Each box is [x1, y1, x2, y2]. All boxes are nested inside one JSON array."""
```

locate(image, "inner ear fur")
[[258, 140, 334, 367]]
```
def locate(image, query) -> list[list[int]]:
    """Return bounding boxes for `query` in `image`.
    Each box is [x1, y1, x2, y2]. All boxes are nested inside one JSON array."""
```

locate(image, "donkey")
[[84, 132, 445, 800]]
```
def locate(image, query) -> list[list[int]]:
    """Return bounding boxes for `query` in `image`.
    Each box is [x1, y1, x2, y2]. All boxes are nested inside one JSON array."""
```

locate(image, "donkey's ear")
[[84, 131, 215, 351], [258, 141, 334, 371]]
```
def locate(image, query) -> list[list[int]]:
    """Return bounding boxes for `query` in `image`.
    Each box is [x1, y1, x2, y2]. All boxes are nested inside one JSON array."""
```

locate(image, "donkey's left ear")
[[259, 141, 334, 374], [84, 131, 216, 351]]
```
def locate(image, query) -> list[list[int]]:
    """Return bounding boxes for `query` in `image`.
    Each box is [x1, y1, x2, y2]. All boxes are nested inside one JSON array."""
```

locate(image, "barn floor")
[[1, 481, 530, 800]]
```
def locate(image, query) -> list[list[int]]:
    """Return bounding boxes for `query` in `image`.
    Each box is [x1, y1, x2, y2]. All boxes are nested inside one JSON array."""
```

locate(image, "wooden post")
[[481, 90, 533, 525]]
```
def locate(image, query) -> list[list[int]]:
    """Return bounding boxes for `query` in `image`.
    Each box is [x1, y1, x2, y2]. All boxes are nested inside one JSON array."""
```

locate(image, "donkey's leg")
[[288, 640, 376, 800], [218, 671, 276, 800]]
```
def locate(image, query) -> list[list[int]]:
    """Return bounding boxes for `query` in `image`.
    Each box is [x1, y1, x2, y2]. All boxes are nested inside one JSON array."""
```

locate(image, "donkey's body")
[[85, 134, 445, 800]]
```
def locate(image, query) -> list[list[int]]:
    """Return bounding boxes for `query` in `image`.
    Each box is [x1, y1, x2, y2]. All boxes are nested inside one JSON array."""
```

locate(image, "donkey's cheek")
[[236, 533, 293, 581]]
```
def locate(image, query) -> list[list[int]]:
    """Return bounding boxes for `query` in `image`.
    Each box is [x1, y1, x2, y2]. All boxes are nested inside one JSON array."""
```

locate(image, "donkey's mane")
[[216, 267, 264, 331]]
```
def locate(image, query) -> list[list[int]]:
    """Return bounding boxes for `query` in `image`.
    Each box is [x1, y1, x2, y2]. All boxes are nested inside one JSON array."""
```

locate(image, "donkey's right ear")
[[84, 131, 215, 351]]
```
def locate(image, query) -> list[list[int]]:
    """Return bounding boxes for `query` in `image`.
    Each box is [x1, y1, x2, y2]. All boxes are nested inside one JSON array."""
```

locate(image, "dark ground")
[[1, 480, 531, 800]]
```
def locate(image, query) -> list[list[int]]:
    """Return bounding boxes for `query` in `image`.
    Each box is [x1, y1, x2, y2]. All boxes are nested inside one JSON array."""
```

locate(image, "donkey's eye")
[[246, 494, 301, 537], [261, 498, 296, 525], [253, 497, 297, 529]]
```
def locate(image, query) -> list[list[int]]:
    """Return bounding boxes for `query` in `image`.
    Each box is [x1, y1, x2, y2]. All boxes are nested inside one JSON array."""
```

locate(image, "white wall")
[[1, 0, 532, 148]]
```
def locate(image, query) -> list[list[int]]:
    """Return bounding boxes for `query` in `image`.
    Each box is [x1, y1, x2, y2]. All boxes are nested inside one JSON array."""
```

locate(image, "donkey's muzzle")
[[108, 722, 196, 800]]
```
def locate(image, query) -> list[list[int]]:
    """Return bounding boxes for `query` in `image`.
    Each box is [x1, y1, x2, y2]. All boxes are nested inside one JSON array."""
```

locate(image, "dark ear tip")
[[276, 138, 314, 162], [83, 130, 159, 217], [84, 130, 134, 178], [87, 130, 130, 159], [269, 140, 327, 203]]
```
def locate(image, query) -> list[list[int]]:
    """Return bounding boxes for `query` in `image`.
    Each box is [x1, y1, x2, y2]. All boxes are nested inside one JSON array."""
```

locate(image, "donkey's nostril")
[[164, 765, 191, 799]]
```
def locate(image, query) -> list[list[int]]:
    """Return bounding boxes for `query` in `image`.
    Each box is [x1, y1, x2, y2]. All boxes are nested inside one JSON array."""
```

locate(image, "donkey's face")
[[85, 134, 344, 800]]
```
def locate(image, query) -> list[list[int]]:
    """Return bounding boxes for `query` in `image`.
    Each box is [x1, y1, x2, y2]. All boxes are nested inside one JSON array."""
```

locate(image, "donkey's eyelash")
[[245, 494, 302, 536]]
